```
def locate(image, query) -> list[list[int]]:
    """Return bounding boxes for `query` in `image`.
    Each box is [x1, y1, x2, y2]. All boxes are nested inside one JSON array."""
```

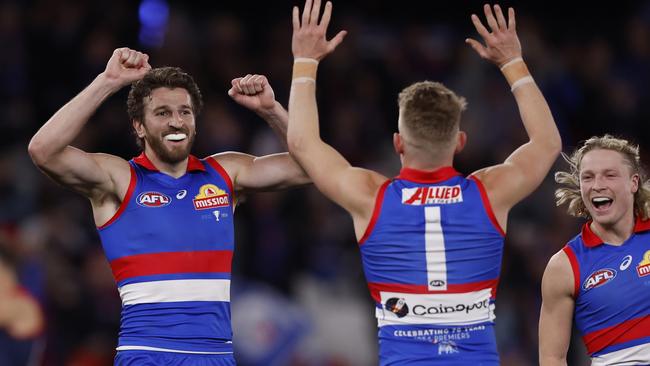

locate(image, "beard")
[[144, 128, 196, 164]]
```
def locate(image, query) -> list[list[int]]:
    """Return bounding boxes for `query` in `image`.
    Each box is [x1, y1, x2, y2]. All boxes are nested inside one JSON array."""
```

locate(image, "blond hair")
[[397, 81, 467, 149], [555, 134, 650, 219]]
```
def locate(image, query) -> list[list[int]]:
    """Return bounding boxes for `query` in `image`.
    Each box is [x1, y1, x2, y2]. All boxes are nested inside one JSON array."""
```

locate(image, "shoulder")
[[547, 249, 573, 275], [542, 248, 576, 298], [89, 153, 132, 198], [89, 153, 131, 174], [208, 151, 252, 175]]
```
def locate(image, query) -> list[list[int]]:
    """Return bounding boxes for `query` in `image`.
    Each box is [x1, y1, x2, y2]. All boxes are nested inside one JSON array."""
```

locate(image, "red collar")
[[396, 166, 461, 183], [582, 216, 650, 247], [133, 152, 206, 172]]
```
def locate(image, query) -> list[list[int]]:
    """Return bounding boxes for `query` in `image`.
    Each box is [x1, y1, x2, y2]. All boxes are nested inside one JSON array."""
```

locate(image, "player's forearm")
[[287, 60, 322, 155], [28, 74, 121, 166], [503, 61, 562, 156], [257, 101, 290, 149], [539, 356, 568, 366]]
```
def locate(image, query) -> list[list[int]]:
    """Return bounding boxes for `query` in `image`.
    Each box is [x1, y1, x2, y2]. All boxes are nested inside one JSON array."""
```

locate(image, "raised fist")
[[102, 47, 152, 87]]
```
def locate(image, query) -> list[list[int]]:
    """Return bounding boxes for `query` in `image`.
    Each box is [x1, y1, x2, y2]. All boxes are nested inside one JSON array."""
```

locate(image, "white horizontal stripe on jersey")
[[118, 279, 230, 305], [116, 345, 233, 355], [377, 288, 494, 326], [591, 343, 650, 366]]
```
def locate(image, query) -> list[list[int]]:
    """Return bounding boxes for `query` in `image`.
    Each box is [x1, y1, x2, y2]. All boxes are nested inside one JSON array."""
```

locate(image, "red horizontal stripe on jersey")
[[368, 279, 498, 303], [110, 250, 233, 282], [583, 314, 650, 355]]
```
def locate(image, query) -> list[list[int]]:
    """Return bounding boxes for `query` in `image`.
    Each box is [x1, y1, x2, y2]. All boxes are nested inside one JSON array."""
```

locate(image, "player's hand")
[[227, 74, 276, 114], [292, 0, 347, 61], [466, 4, 522, 67], [101, 47, 152, 88]]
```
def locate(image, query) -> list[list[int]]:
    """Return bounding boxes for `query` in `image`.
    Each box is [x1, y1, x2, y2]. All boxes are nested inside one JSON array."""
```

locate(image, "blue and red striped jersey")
[[98, 153, 235, 354], [564, 218, 650, 363], [359, 166, 505, 363]]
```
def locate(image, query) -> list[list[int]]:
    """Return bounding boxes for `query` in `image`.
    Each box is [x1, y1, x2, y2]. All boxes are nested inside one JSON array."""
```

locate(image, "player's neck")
[[401, 153, 453, 172], [590, 212, 636, 246], [144, 149, 188, 178]]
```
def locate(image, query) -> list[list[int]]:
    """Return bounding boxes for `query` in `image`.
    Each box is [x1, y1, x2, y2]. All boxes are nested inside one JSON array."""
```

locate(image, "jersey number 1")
[[425, 206, 447, 291]]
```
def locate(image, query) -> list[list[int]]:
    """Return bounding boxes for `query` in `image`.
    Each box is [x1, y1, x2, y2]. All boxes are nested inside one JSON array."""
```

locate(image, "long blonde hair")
[[555, 135, 650, 219]]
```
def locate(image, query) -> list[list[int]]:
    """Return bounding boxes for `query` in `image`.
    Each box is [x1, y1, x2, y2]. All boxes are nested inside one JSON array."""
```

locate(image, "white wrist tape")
[[500, 57, 524, 71], [294, 58, 319, 64], [292, 77, 316, 84], [510, 75, 535, 92]]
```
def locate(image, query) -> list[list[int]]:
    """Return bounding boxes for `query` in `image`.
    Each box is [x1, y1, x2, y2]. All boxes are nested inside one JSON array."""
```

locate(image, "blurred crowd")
[[1, 0, 650, 365]]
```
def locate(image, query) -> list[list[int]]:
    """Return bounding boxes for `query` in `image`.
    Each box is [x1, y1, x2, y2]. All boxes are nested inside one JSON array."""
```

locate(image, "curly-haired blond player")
[[540, 135, 650, 366]]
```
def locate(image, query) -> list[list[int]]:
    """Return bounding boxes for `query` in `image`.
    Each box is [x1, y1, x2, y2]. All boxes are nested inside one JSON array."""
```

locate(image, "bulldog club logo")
[[583, 268, 617, 291], [637, 251, 650, 277], [137, 191, 171, 207], [385, 297, 409, 318], [193, 184, 229, 210]]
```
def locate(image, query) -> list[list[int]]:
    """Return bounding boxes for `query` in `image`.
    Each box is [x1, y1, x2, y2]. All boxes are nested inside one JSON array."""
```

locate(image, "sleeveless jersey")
[[359, 167, 505, 365], [98, 153, 235, 354], [564, 218, 650, 365]]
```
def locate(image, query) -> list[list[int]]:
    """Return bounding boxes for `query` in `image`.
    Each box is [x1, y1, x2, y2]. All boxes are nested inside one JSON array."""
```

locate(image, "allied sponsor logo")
[[193, 184, 229, 210], [637, 251, 650, 277], [402, 186, 463, 205], [583, 269, 616, 290], [137, 191, 171, 207], [176, 189, 187, 199], [385, 297, 409, 318]]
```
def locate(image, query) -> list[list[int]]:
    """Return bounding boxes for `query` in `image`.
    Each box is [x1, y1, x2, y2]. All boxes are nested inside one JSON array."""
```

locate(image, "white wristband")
[[500, 57, 524, 71], [510, 75, 535, 92], [294, 58, 319, 64], [292, 77, 316, 84]]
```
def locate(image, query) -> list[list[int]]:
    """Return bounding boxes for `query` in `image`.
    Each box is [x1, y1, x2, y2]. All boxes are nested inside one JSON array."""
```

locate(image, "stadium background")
[[1, 0, 649, 364]]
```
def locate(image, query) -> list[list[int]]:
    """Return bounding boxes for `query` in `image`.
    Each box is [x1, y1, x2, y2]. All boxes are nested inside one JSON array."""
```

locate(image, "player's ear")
[[133, 119, 145, 138], [631, 173, 640, 194], [393, 132, 405, 155], [454, 131, 467, 154]]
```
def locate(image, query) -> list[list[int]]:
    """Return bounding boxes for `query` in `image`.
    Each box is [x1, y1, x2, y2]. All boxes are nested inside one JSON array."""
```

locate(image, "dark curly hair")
[[127, 67, 203, 149]]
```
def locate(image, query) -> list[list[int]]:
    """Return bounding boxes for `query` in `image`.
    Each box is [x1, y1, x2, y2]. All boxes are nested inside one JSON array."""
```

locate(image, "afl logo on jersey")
[[137, 191, 171, 207], [583, 269, 616, 291], [385, 297, 409, 318]]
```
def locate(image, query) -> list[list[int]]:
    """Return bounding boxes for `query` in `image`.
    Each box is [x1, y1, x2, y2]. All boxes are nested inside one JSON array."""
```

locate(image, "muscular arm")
[[28, 74, 124, 197], [228, 74, 290, 149], [256, 100, 290, 149], [467, 5, 562, 229], [287, 1, 387, 239], [539, 250, 576, 366], [222, 74, 311, 194], [212, 151, 310, 193], [28, 48, 150, 224], [28, 48, 150, 197]]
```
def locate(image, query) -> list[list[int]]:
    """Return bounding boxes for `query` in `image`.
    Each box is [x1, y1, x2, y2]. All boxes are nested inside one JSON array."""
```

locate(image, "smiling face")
[[579, 149, 639, 227], [134, 87, 196, 164]]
